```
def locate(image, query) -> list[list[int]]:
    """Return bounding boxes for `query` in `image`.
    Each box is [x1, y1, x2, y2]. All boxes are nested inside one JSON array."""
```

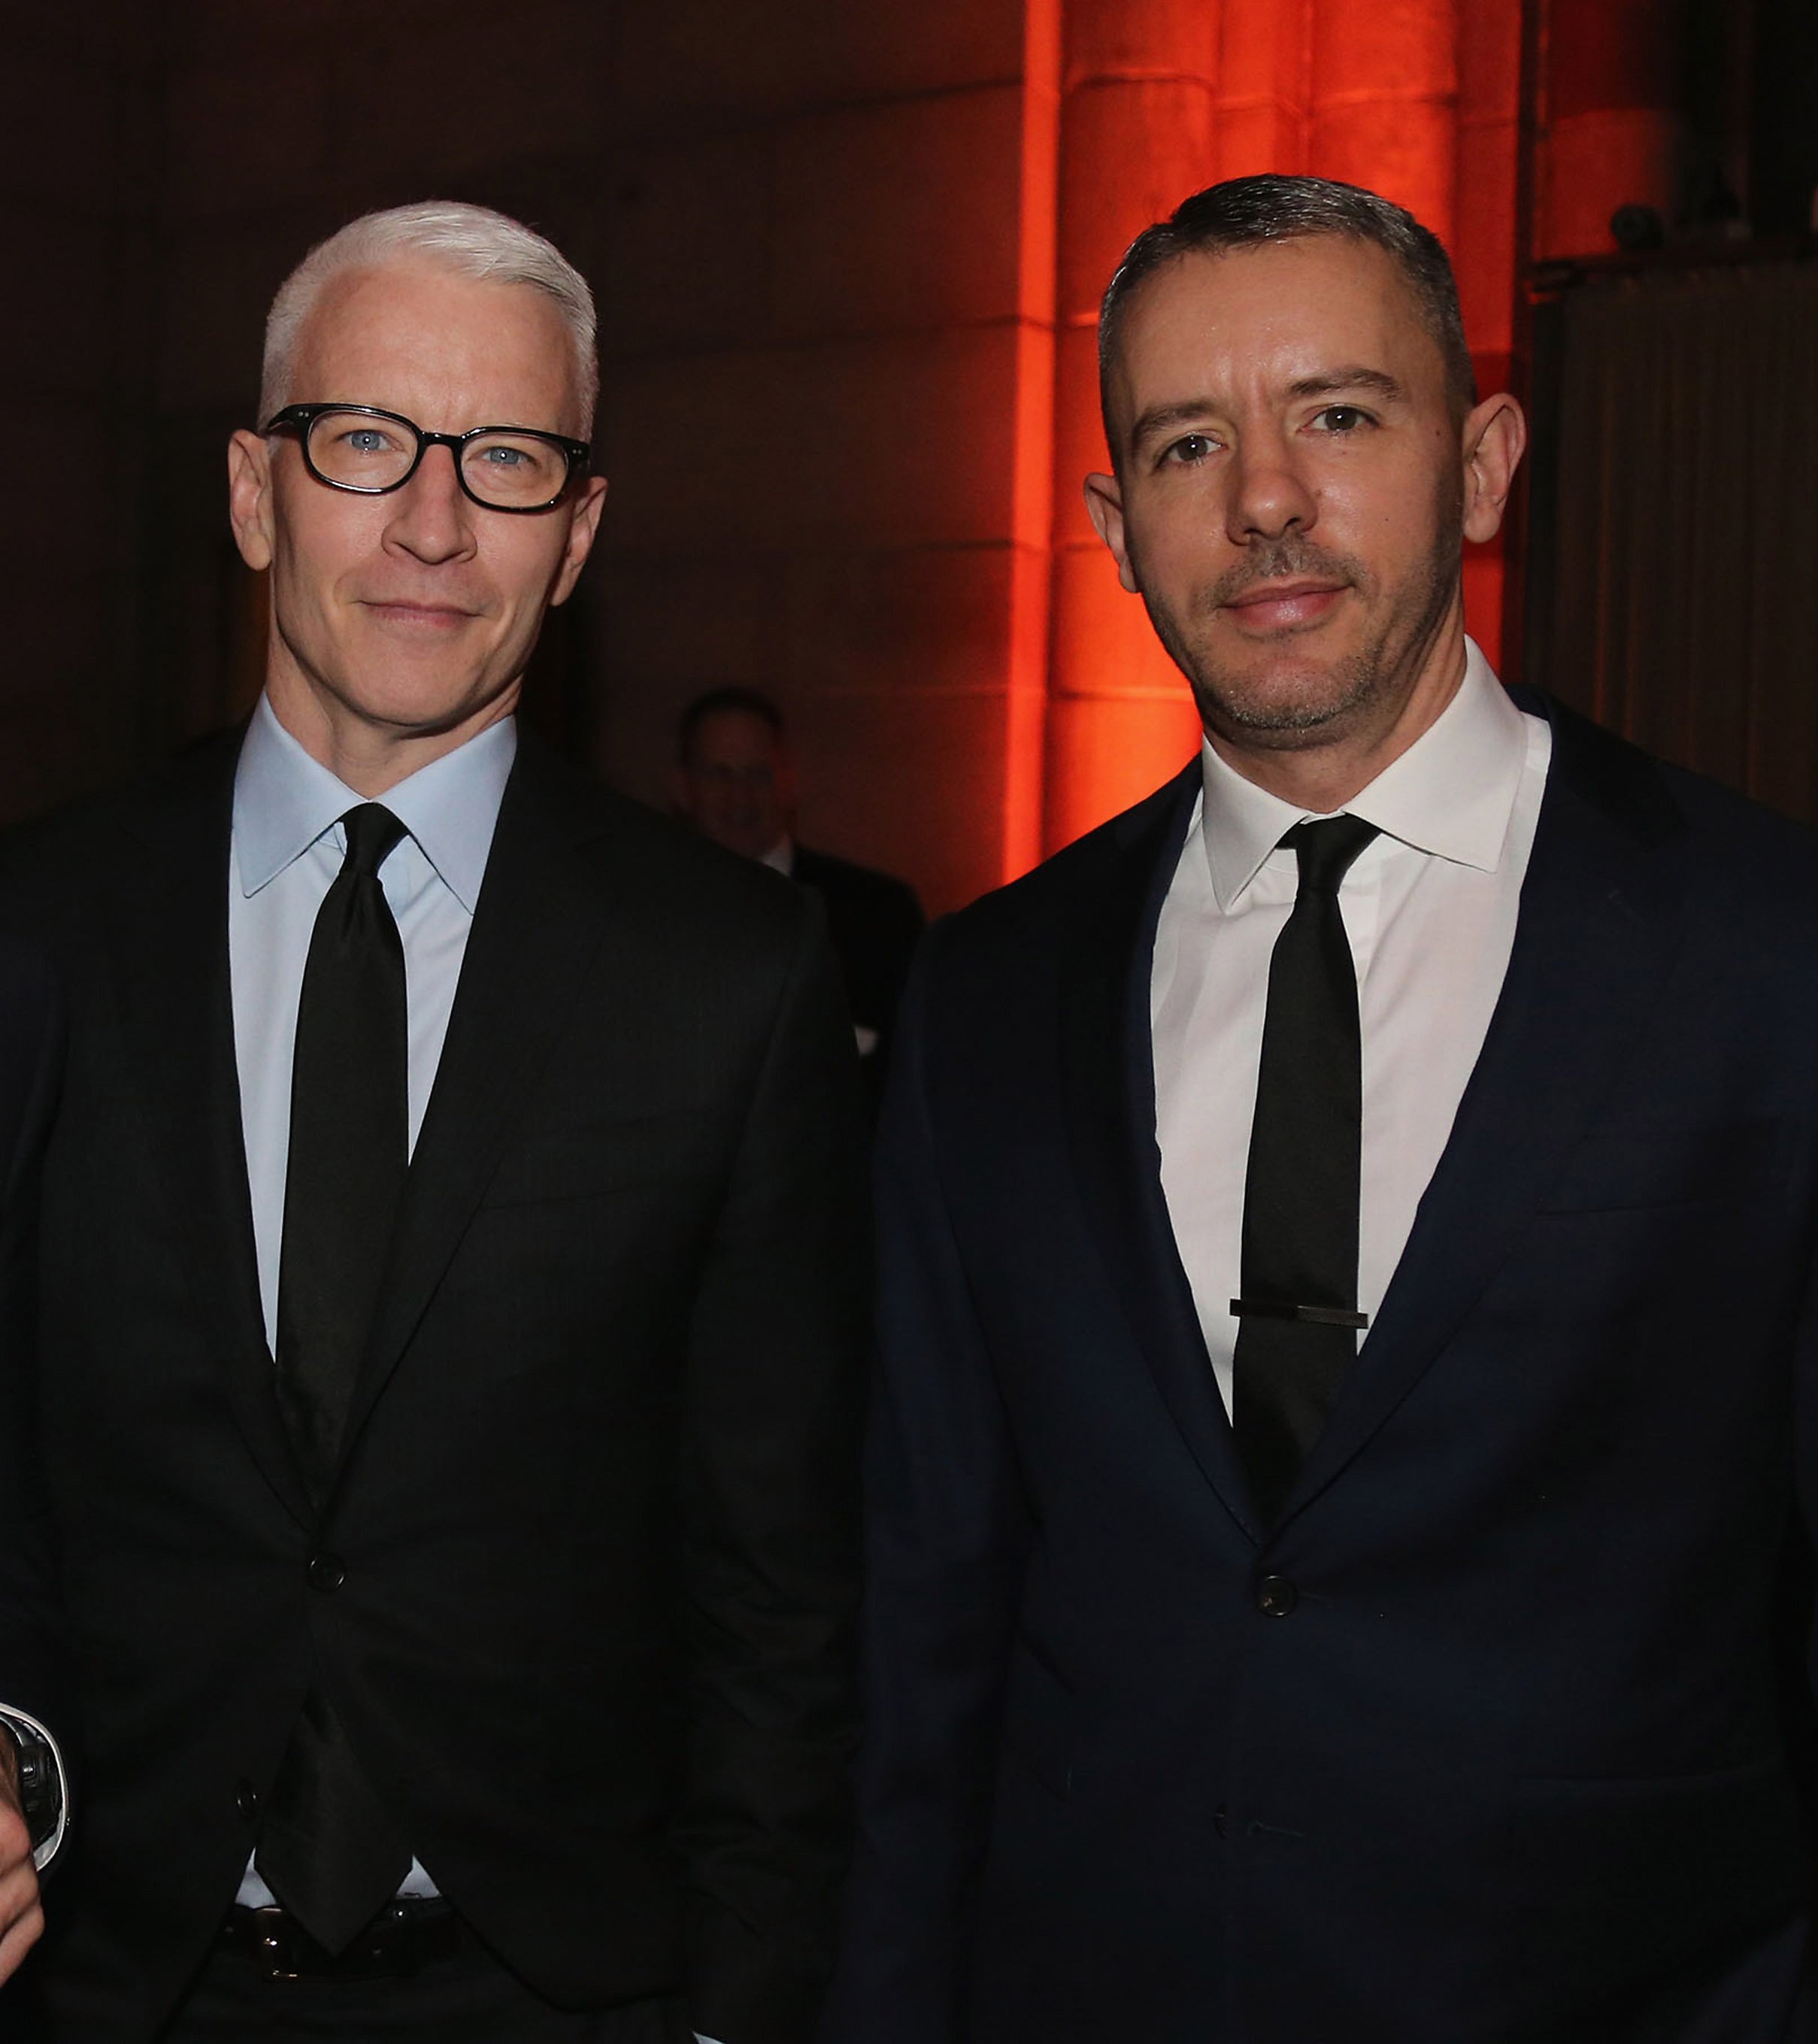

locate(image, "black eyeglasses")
[[262, 402, 591, 513]]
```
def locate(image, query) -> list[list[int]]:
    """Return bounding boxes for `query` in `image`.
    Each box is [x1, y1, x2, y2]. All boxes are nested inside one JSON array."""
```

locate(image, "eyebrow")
[[1286, 365, 1407, 404], [1126, 400, 1221, 452]]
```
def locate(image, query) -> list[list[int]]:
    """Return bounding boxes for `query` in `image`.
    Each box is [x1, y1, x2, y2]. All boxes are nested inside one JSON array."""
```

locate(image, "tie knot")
[[338, 804, 406, 881], [1284, 813, 1378, 894]]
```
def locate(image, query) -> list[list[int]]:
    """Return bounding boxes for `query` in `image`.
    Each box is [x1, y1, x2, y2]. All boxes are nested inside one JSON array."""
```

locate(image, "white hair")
[[258, 199, 599, 433]]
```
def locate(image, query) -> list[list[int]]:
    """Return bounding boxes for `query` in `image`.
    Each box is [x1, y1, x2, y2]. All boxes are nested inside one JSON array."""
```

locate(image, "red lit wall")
[[589, 0, 1547, 911], [1538, 0, 1683, 259], [1038, 0, 1527, 862]]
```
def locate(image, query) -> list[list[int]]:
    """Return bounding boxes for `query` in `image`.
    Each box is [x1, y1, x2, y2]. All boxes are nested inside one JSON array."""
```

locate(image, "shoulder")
[[926, 763, 1197, 969], [504, 736, 821, 961], [0, 729, 239, 933], [1539, 693, 1818, 909]]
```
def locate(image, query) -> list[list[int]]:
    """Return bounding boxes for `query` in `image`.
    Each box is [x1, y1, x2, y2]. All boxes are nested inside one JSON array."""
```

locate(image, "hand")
[[0, 1733, 43, 1985]]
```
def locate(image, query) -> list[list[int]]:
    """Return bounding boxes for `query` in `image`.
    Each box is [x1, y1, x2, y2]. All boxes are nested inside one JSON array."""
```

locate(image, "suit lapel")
[[1286, 697, 1690, 1519], [333, 740, 614, 1465], [111, 735, 314, 1527], [1060, 764, 1262, 1543]]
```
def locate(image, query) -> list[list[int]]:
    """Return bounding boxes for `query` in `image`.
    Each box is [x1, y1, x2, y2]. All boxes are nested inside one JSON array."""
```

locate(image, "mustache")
[[1204, 539, 1366, 611]]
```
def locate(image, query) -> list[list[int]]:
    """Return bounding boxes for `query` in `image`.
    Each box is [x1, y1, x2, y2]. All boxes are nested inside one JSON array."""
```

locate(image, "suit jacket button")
[[1256, 1573, 1298, 1617], [307, 1552, 346, 1593], [235, 1781, 259, 1821]]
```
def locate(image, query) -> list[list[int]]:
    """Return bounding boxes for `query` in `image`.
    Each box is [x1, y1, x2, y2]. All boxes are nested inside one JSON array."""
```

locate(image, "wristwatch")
[[1, 1716, 62, 1855]]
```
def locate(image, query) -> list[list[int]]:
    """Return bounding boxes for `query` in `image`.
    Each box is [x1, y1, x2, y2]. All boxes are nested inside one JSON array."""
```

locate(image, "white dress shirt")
[[229, 693, 514, 1910], [1151, 640, 1553, 1418]]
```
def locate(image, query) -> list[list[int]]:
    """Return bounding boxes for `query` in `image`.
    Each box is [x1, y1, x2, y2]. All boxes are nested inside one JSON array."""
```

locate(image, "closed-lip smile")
[[1221, 578, 1347, 629], [364, 599, 476, 624]]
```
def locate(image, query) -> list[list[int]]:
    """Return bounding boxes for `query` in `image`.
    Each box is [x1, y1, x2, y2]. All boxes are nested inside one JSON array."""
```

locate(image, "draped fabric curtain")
[[1525, 256, 1818, 826]]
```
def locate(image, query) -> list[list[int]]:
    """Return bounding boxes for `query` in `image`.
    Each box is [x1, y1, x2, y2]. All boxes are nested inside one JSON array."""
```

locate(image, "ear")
[[550, 475, 609, 607], [227, 429, 276, 572], [1460, 393, 1527, 545], [1084, 471, 1141, 594]]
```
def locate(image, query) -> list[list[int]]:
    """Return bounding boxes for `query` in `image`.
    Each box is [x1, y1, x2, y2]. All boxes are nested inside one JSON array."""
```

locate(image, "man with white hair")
[[0, 202, 864, 2044]]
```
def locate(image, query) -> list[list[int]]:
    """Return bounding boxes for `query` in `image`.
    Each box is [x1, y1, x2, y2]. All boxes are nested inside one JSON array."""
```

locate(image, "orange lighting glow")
[[1020, 0, 1525, 880]]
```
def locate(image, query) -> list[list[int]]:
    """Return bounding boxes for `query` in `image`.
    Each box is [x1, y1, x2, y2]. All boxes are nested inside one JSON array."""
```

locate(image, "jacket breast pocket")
[[1535, 1118, 1790, 1215]]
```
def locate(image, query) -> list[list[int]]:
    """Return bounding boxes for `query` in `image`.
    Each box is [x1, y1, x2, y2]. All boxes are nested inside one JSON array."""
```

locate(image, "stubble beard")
[[1141, 508, 1462, 757]]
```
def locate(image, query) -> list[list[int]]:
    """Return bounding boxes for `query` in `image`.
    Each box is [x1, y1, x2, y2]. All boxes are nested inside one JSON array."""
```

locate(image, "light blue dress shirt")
[[229, 693, 514, 1911], [228, 693, 516, 1356]]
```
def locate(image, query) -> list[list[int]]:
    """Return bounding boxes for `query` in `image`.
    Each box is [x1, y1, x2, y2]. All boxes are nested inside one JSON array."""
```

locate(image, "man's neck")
[[1205, 627, 1468, 814], [265, 670, 519, 797]]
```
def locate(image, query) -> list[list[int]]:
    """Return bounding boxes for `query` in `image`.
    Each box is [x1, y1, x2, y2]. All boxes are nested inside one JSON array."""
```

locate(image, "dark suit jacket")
[[0, 728, 866, 2044], [0, 941, 65, 1755], [823, 695, 1818, 2044], [788, 847, 923, 1102]]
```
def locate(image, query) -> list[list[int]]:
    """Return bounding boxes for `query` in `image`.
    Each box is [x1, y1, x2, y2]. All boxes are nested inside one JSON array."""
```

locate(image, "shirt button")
[[307, 1552, 346, 1593], [235, 1781, 260, 1821], [1256, 1573, 1298, 1617]]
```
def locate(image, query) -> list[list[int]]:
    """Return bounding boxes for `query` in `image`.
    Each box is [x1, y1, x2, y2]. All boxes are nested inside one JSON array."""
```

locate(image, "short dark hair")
[[1098, 174, 1477, 442], [677, 686, 786, 763]]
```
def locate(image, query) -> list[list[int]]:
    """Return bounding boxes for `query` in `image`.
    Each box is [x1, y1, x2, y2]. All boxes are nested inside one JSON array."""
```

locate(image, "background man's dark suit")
[[823, 693, 1818, 2043], [0, 725, 865, 2044], [787, 846, 923, 1096]]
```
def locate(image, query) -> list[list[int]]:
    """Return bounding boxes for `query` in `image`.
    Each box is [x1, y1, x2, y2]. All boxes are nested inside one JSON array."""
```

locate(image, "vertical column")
[[1001, 0, 1064, 882], [1310, 0, 1459, 250], [1538, 0, 1683, 258], [1043, 0, 1220, 856], [1455, 0, 1525, 665], [1215, 0, 1313, 180]]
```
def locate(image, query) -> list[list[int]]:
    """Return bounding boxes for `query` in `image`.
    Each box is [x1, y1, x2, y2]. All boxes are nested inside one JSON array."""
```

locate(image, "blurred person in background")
[[675, 687, 923, 1107]]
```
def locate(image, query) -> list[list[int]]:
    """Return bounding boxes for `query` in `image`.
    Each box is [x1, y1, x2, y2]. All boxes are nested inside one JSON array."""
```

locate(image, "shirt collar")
[[232, 692, 517, 914], [1200, 637, 1532, 908]]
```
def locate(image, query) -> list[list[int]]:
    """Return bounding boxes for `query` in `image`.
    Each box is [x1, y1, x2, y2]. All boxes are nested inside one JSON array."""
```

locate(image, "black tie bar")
[[1230, 1299, 1370, 1330]]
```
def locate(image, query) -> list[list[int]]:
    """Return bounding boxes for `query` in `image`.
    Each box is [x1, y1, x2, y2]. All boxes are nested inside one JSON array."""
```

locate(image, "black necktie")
[[1231, 814, 1379, 1527], [259, 802, 413, 1949]]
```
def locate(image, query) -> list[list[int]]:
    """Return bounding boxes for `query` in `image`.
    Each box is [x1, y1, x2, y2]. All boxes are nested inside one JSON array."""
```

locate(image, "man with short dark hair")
[[822, 174, 1818, 2040], [2, 200, 864, 2044], [674, 688, 923, 1100]]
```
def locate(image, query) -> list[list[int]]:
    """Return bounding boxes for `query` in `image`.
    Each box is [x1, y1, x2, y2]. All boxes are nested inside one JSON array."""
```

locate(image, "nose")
[[383, 442, 476, 564], [1226, 428, 1317, 546]]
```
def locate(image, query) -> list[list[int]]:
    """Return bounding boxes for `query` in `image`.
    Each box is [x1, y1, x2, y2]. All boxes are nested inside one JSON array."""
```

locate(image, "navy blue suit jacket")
[[823, 696, 1818, 2043]]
